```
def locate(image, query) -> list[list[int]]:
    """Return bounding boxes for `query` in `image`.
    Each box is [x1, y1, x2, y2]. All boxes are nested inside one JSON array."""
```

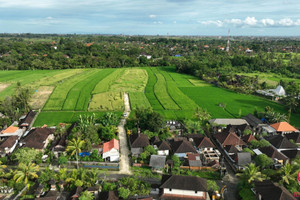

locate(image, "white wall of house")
[[5, 140, 18, 154], [43, 134, 54, 149], [158, 150, 169, 156], [163, 188, 205, 198], [103, 148, 119, 161]]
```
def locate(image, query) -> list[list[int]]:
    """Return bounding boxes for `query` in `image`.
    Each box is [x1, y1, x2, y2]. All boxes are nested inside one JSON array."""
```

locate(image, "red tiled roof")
[[270, 122, 298, 132], [103, 139, 119, 153], [1, 126, 18, 134]]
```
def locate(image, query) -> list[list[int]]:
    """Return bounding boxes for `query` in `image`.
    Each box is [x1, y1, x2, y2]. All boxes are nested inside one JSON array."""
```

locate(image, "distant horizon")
[[0, 0, 300, 36], [1, 32, 300, 38]]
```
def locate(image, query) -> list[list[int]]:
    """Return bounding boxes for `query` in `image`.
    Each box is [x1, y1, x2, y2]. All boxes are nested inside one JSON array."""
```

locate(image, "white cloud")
[[278, 18, 294, 26], [201, 17, 300, 28], [244, 16, 257, 26], [224, 18, 242, 26], [149, 14, 156, 18], [201, 20, 223, 27], [173, 21, 177, 24], [261, 18, 275, 26]]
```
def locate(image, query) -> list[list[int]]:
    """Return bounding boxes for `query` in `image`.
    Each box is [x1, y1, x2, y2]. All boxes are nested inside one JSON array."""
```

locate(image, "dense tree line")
[[0, 35, 299, 77]]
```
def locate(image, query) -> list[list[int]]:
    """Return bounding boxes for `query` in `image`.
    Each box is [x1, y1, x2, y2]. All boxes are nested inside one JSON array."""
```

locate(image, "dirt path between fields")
[[0, 83, 9, 92], [118, 93, 132, 175]]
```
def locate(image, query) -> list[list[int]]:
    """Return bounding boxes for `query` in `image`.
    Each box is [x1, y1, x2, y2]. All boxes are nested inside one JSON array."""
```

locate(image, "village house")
[[255, 146, 288, 166], [0, 125, 24, 139], [19, 111, 36, 129], [129, 133, 149, 156], [254, 180, 296, 200], [270, 122, 299, 134], [20, 127, 55, 151], [285, 132, 300, 145], [232, 152, 252, 170], [102, 139, 119, 162], [170, 140, 197, 159], [52, 123, 76, 158], [192, 136, 215, 151], [209, 118, 249, 127], [153, 141, 171, 156], [185, 153, 202, 169], [242, 134, 257, 145], [264, 135, 298, 151], [0, 136, 19, 157], [242, 114, 267, 134], [149, 155, 166, 172], [214, 131, 246, 148], [160, 175, 208, 199]]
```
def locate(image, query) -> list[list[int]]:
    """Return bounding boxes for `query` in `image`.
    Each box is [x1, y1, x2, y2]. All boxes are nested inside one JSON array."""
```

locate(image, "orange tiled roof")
[[270, 122, 298, 132], [103, 139, 119, 153], [1, 126, 18, 134]]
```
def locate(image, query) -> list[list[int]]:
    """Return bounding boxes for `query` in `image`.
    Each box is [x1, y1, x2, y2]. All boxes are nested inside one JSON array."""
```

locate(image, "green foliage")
[[243, 148, 255, 156], [98, 125, 117, 141], [250, 139, 270, 149], [38, 167, 55, 186], [118, 177, 151, 197], [237, 163, 266, 184], [12, 148, 40, 164], [243, 129, 253, 135], [102, 182, 117, 191], [134, 107, 164, 132], [254, 154, 274, 169], [58, 155, 68, 165], [239, 187, 257, 200], [79, 191, 94, 200], [207, 180, 220, 192], [98, 112, 120, 126], [118, 187, 131, 199]]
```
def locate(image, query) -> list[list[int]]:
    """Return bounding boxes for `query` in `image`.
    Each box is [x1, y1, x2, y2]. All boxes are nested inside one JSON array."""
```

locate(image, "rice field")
[[0, 67, 299, 127]]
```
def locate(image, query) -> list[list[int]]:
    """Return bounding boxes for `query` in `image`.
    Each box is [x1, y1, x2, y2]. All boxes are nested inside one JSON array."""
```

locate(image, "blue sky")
[[0, 0, 300, 36]]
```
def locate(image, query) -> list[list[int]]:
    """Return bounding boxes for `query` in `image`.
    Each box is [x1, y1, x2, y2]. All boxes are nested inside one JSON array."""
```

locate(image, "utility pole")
[[226, 29, 230, 53]]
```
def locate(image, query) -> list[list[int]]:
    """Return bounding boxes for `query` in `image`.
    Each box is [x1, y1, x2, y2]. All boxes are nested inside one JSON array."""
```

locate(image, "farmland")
[[0, 67, 299, 127]]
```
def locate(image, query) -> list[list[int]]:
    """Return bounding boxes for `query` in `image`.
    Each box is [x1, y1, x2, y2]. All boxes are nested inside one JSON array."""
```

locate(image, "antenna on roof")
[[226, 29, 230, 53]]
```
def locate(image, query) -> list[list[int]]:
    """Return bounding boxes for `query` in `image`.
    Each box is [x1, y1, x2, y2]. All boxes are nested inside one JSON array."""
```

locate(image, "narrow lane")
[[118, 93, 132, 175]]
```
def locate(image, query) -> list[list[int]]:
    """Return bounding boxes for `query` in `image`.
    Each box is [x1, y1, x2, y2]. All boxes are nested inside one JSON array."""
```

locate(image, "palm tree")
[[280, 163, 295, 185], [13, 163, 39, 188], [237, 163, 265, 184], [284, 96, 299, 121], [66, 138, 85, 169]]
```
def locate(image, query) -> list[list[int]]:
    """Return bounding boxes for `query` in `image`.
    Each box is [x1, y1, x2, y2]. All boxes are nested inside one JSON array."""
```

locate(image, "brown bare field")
[[29, 86, 54, 109], [0, 83, 9, 92]]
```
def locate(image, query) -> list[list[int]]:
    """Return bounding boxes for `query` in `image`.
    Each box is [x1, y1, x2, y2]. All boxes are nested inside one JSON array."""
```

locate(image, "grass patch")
[[110, 69, 148, 92], [144, 68, 164, 110], [89, 92, 124, 111], [34, 111, 122, 127], [129, 92, 151, 110], [92, 69, 125, 94], [152, 68, 179, 110], [189, 79, 211, 87], [43, 70, 95, 110]]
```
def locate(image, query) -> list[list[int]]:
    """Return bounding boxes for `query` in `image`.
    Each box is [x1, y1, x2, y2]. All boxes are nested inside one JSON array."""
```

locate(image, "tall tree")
[[13, 163, 39, 188], [237, 163, 265, 184], [66, 138, 86, 169]]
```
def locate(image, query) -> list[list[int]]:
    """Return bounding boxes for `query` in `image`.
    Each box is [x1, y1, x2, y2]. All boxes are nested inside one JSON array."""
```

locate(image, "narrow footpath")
[[118, 93, 132, 175]]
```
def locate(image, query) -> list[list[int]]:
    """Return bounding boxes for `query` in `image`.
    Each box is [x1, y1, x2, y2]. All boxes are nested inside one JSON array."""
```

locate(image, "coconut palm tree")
[[66, 138, 86, 169], [13, 163, 39, 188], [237, 163, 265, 184], [280, 163, 296, 185]]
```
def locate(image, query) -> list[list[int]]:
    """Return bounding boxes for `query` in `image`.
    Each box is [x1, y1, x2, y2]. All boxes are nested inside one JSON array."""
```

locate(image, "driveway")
[[118, 93, 132, 175]]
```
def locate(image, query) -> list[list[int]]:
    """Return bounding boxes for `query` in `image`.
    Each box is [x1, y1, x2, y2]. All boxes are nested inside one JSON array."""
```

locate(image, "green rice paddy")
[[0, 67, 299, 127]]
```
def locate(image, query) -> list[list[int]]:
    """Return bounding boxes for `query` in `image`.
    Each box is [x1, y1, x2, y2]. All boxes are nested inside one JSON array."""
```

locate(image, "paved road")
[[118, 93, 132, 175]]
